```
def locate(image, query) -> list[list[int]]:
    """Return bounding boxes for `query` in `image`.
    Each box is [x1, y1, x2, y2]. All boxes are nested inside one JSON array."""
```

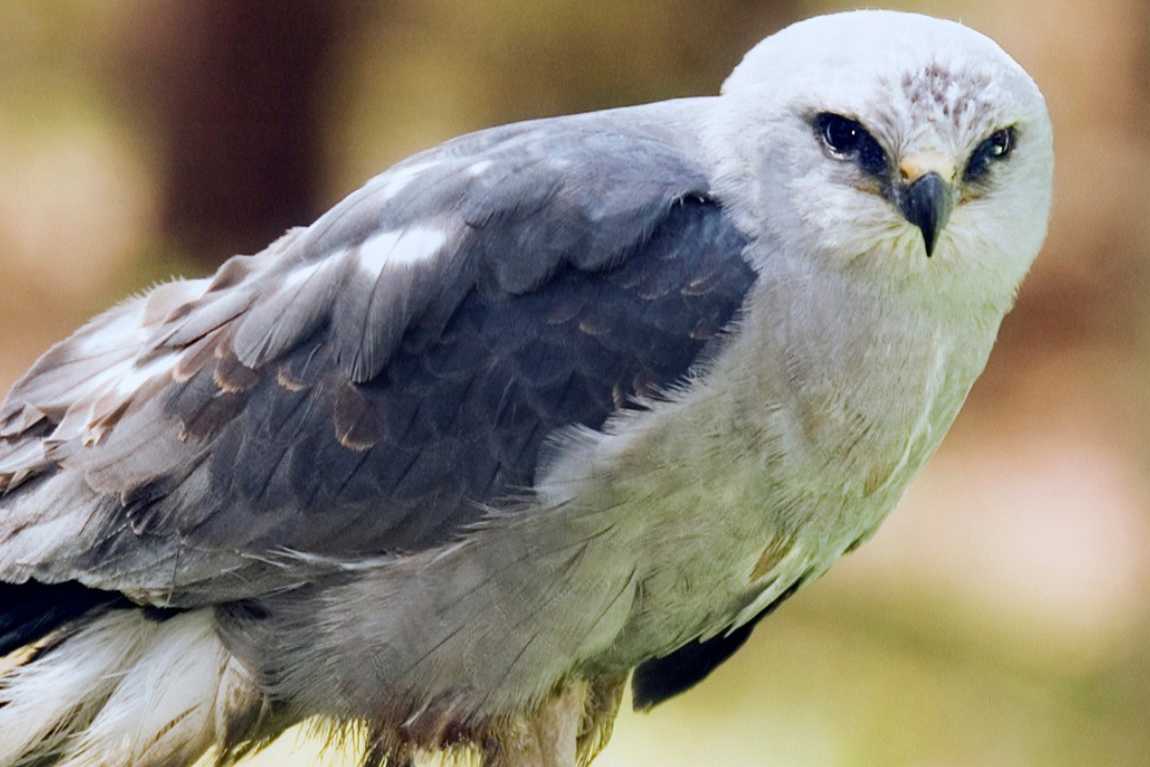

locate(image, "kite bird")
[[0, 11, 1051, 767]]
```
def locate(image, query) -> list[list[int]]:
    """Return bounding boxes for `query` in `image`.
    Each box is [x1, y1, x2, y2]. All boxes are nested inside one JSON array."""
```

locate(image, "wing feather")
[[0, 114, 757, 605]]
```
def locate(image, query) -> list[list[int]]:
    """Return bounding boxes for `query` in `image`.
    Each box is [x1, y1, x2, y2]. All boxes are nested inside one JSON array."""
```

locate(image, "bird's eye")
[[964, 127, 1016, 182], [819, 114, 862, 154], [815, 113, 888, 176]]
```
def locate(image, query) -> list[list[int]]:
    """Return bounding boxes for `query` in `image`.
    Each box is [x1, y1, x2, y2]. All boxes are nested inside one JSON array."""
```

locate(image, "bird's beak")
[[896, 153, 955, 258]]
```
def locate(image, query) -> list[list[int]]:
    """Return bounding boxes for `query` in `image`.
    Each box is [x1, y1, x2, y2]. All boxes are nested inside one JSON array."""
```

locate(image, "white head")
[[707, 11, 1053, 309]]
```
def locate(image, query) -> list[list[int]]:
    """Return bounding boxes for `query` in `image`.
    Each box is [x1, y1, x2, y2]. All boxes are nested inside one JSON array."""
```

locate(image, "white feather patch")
[[357, 226, 448, 279], [57, 611, 229, 767], [466, 159, 494, 176], [0, 609, 261, 767], [0, 610, 157, 765]]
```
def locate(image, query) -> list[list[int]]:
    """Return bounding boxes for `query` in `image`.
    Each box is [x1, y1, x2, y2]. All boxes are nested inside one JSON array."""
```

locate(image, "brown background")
[[0, 1, 1147, 765]]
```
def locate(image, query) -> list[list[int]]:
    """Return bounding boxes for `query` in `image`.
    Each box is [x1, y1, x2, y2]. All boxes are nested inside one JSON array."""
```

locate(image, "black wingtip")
[[631, 619, 760, 711], [0, 580, 126, 658], [630, 576, 809, 711]]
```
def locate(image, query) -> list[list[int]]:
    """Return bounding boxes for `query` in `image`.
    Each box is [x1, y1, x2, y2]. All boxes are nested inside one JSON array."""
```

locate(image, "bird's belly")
[[574, 447, 897, 674]]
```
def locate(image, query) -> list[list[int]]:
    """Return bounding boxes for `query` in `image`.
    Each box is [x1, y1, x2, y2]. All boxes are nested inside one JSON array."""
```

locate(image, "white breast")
[[538, 263, 1000, 653]]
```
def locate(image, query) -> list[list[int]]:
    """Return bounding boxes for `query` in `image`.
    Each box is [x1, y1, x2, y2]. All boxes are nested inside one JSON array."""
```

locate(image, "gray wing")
[[0, 115, 757, 606]]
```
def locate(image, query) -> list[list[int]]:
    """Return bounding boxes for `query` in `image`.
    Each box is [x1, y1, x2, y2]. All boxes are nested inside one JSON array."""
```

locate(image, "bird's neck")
[[719, 255, 1004, 502]]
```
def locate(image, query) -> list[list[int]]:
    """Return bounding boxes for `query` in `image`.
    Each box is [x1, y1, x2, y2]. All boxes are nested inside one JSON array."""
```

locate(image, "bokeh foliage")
[[0, 2, 1147, 765]]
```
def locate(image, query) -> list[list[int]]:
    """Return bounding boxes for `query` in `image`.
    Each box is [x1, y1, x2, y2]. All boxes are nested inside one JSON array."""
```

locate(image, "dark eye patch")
[[964, 127, 1016, 182], [814, 113, 889, 177]]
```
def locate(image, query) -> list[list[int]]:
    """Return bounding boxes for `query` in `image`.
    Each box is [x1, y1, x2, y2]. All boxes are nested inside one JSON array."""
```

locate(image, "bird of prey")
[[0, 10, 1051, 767]]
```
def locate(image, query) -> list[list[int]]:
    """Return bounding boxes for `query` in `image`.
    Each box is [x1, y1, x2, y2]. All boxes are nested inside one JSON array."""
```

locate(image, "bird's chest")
[[773, 323, 967, 500], [734, 272, 996, 503], [588, 302, 992, 661]]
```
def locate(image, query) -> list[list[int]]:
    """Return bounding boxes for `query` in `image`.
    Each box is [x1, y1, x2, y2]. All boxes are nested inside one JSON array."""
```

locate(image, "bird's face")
[[711, 11, 1053, 307]]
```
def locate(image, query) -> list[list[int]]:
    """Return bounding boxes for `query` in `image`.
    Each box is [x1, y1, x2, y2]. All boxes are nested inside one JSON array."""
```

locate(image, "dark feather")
[[0, 581, 126, 658], [631, 577, 808, 711]]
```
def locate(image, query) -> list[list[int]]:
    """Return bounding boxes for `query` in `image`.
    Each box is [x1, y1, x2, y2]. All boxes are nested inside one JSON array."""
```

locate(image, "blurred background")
[[1, 1, 1147, 765]]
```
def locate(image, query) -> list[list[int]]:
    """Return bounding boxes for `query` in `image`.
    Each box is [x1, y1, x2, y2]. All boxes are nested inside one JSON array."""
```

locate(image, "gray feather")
[[0, 103, 756, 608]]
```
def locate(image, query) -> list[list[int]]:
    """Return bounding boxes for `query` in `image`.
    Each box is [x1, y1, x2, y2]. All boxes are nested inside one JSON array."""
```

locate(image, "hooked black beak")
[[897, 172, 954, 258]]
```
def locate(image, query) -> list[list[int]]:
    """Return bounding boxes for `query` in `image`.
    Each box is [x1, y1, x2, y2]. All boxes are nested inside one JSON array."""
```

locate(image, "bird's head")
[[707, 11, 1053, 308]]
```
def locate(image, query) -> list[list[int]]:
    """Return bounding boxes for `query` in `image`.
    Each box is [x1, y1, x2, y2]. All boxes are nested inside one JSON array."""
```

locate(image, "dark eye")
[[819, 113, 862, 154], [964, 127, 1016, 182], [815, 113, 888, 176]]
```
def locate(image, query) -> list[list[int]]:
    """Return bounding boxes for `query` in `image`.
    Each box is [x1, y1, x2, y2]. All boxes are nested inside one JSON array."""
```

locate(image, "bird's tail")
[[0, 605, 267, 767]]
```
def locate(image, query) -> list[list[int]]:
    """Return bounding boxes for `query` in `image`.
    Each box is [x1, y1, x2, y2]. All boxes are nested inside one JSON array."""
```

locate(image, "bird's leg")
[[575, 674, 626, 766], [360, 727, 414, 767], [483, 681, 586, 767]]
